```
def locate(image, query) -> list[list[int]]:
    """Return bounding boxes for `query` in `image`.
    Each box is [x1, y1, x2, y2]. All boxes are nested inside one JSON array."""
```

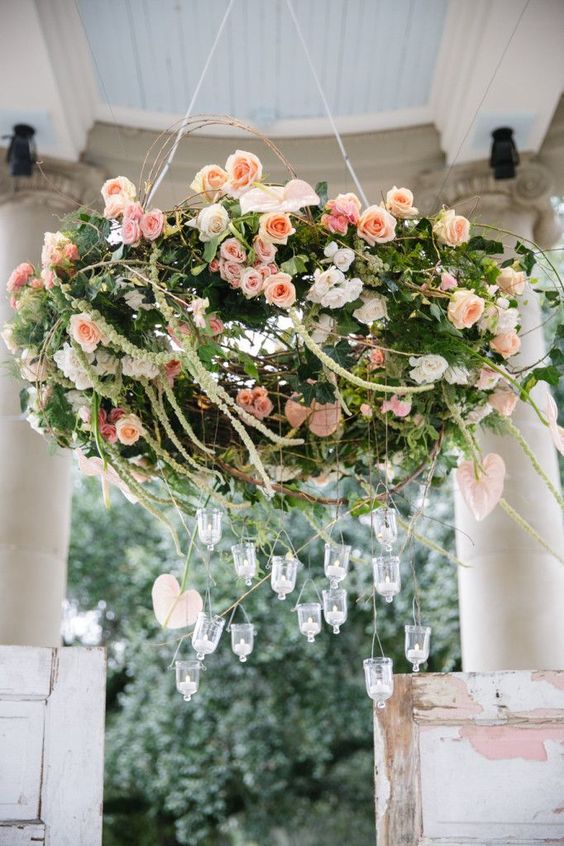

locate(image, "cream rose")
[[497, 266, 526, 296], [385, 186, 418, 219], [357, 205, 396, 245], [263, 273, 296, 309], [193, 203, 229, 242], [190, 164, 228, 201], [490, 331, 521, 359], [258, 212, 296, 245], [224, 150, 263, 198], [115, 413, 143, 446], [353, 292, 388, 325], [409, 354, 449, 384], [69, 313, 104, 353], [433, 209, 470, 247], [101, 176, 136, 205], [447, 289, 485, 330]]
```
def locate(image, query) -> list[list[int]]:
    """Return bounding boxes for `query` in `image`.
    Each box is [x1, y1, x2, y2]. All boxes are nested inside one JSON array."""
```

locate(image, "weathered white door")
[[0, 646, 105, 845], [374, 670, 564, 845]]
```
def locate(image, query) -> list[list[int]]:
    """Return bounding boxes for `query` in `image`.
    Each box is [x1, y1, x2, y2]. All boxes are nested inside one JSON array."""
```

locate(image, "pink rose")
[[101, 176, 136, 219], [440, 272, 458, 291], [122, 218, 141, 246], [258, 212, 296, 245], [109, 408, 125, 423], [190, 164, 228, 201], [236, 388, 254, 408], [29, 277, 44, 289], [433, 209, 470, 247], [41, 268, 57, 289], [360, 403, 373, 418], [497, 266, 526, 296], [357, 205, 397, 245], [7, 262, 34, 292], [253, 394, 274, 420], [253, 236, 277, 263], [123, 203, 143, 223], [219, 259, 243, 288], [220, 237, 247, 263], [385, 186, 418, 219], [103, 196, 127, 220], [115, 413, 143, 446], [320, 212, 349, 235], [381, 394, 412, 417], [64, 243, 79, 262], [447, 289, 485, 330], [476, 367, 500, 391], [490, 331, 521, 359], [326, 193, 361, 224], [69, 312, 104, 353], [263, 273, 296, 309], [488, 386, 518, 417], [165, 359, 182, 384], [100, 422, 117, 443], [140, 209, 164, 241], [209, 258, 220, 273], [224, 150, 263, 198], [240, 268, 264, 298], [368, 347, 385, 369], [208, 316, 224, 336]]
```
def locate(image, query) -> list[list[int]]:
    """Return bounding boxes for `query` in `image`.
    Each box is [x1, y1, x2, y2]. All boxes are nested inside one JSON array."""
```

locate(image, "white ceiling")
[[0, 0, 563, 166]]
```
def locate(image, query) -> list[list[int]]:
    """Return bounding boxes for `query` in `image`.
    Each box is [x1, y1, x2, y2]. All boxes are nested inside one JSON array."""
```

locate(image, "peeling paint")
[[414, 674, 483, 720], [533, 670, 564, 692], [459, 724, 564, 762]]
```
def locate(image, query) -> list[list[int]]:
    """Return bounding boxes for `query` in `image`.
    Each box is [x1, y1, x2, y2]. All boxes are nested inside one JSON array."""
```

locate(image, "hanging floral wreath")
[[3, 125, 563, 561]]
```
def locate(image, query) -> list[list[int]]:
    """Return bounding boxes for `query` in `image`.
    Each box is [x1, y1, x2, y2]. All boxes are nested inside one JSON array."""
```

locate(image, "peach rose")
[[236, 388, 254, 407], [447, 289, 485, 330], [190, 164, 228, 201], [7, 262, 34, 292], [140, 209, 164, 241], [69, 312, 104, 353], [440, 272, 457, 291], [490, 331, 521, 359], [240, 267, 264, 298], [360, 403, 373, 418], [103, 196, 127, 220], [497, 266, 526, 296], [258, 212, 296, 245], [122, 218, 141, 246], [224, 150, 263, 198], [101, 176, 137, 204], [219, 259, 243, 288], [208, 316, 224, 336], [220, 237, 247, 263], [385, 186, 418, 219], [488, 386, 518, 417], [433, 209, 470, 247], [368, 347, 385, 369], [115, 413, 143, 446], [253, 236, 277, 263], [263, 273, 296, 309], [253, 394, 274, 420], [476, 367, 501, 391], [357, 205, 396, 245]]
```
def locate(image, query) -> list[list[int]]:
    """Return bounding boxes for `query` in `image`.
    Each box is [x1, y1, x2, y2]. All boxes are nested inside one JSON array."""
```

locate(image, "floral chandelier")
[[4, 122, 562, 705]]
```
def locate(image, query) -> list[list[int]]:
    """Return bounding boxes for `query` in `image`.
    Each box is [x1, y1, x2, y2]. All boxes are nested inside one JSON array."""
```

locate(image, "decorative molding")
[[0, 157, 105, 212]]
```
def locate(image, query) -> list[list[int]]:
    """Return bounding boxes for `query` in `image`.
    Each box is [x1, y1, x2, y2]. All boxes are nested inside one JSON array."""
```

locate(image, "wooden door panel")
[[0, 700, 45, 821]]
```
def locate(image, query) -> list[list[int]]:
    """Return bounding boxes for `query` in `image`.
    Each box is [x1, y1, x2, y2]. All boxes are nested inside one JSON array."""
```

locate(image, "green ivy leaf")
[[315, 181, 328, 207], [203, 237, 220, 263], [280, 255, 308, 276], [467, 236, 503, 254], [515, 241, 536, 275]]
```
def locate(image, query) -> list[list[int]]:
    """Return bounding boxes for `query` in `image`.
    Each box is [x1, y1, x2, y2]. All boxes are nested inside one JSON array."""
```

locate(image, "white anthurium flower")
[[444, 365, 470, 385], [311, 313, 336, 344], [353, 292, 388, 326], [409, 354, 449, 384]]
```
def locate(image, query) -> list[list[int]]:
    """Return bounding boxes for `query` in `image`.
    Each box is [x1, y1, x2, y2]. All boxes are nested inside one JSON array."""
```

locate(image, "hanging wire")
[[226, 602, 252, 632], [293, 574, 323, 610]]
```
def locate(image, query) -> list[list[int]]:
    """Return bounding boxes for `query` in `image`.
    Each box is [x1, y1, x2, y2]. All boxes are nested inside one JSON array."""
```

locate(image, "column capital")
[[414, 157, 562, 249], [0, 157, 105, 214]]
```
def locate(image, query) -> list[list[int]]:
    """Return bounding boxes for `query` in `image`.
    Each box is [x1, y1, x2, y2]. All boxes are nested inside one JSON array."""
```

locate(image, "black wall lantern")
[[490, 127, 519, 180], [4, 124, 37, 177]]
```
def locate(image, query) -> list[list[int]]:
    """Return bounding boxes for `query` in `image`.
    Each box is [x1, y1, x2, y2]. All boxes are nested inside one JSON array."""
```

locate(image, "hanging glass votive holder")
[[196, 507, 222, 550], [231, 541, 257, 586], [363, 657, 394, 709], [271, 555, 299, 600], [191, 612, 225, 661], [322, 588, 347, 634], [372, 506, 398, 550], [175, 659, 201, 702], [323, 543, 351, 588], [404, 624, 431, 672], [297, 602, 322, 643], [373, 554, 401, 603], [230, 622, 254, 662]]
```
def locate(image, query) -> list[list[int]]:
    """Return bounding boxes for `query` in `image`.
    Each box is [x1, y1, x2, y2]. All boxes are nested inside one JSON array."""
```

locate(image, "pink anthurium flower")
[[151, 574, 203, 629], [240, 179, 319, 214], [545, 391, 564, 456], [456, 453, 505, 521]]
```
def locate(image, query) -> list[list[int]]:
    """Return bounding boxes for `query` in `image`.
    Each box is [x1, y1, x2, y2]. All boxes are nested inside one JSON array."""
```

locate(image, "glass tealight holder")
[[404, 624, 431, 672], [323, 543, 351, 588], [196, 507, 222, 550], [175, 659, 201, 702], [231, 622, 254, 663], [363, 657, 394, 709], [322, 588, 348, 634], [231, 541, 257, 586], [372, 506, 398, 550], [297, 602, 322, 643], [271, 555, 298, 600], [373, 554, 401, 603], [191, 611, 225, 661]]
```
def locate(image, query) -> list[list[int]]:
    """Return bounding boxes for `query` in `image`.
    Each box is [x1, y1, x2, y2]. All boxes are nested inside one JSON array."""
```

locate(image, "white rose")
[[409, 354, 448, 384], [322, 279, 362, 309], [190, 203, 229, 242], [444, 365, 470, 385], [54, 343, 94, 390], [121, 356, 160, 379], [311, 313, 335, 344], [496, 306, 519, 334], [353, 293, 388, 326], [1, 323, 18, 353], [332, 248, 355, 272], [65, 390, 85, 413], [307, 266, 345, 303], [20, 348, 48, 382], [323, 241, 339, 258], [93, 349, 119, 376]]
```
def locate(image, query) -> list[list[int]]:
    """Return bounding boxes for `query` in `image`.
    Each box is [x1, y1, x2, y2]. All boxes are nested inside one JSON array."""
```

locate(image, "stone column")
[[0, 160, 102, 646], [417, 160, 564, 671]]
